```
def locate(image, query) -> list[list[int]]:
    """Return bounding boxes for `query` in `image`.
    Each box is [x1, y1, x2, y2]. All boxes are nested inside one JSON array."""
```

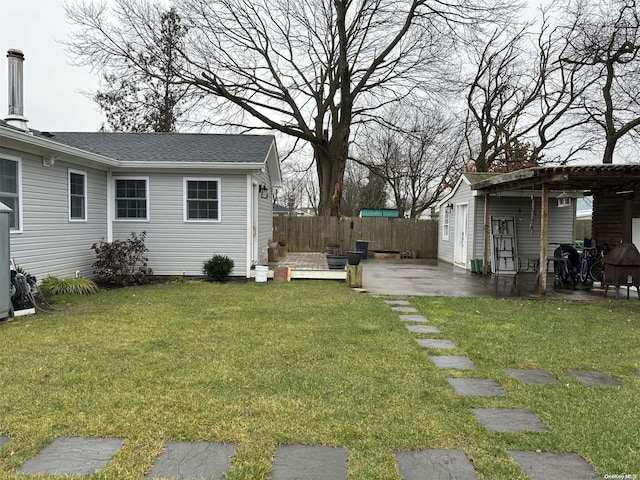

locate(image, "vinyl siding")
[[253, 170, 273, 265], [471, 195, 575, 271], [438, 180, 473, 265], [4, 147, 108, 280], [111, 171, 248, 276], [439, 175, 576, 271]]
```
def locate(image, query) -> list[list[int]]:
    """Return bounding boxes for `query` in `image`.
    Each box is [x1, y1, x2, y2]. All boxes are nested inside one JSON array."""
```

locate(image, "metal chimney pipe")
[[5, 49, 29, 131]]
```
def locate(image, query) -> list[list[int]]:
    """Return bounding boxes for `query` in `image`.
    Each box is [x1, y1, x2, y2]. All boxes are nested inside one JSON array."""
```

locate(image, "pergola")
[[470, 164, 640, 294]]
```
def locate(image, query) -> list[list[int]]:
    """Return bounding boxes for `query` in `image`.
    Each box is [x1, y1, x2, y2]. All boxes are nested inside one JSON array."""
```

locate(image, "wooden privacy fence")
[[272, 216, 439, 258]]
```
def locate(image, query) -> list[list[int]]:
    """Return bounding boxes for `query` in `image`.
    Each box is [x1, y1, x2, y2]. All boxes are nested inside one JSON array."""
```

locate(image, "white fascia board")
[[1, 126, 120, 168], [117, 161, 265, 170], [265, 139, 282, 187]]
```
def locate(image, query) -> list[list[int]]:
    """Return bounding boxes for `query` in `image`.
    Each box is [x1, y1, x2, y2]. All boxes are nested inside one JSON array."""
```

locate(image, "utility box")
[[0, 202, 11, 319]]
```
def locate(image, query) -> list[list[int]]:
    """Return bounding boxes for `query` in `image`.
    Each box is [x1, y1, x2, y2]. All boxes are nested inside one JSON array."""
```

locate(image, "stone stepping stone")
[[390, 306, 418, 313], [271, 445, 347, 480], [447, 378, 507, 397], [0, 436, 12, 448], [398, 315, 429, 323], [146, 441, 237, 479], [473, 408, 549, 432], [385, 300, 411, 305], [508, 451, 599, 479], [395, 449, 477, 480], [566, 370, 623, 386], [406, 324, 440, 334], [505, 369, 561, 385], [417, 339, 457, 350], [429, 355, 477, 370], [19, 436, 124, 476]]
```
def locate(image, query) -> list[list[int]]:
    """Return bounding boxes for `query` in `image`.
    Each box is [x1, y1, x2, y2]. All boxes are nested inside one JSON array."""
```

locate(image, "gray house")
[[437, 172, 578, 273], [1, 124, 281, 280]]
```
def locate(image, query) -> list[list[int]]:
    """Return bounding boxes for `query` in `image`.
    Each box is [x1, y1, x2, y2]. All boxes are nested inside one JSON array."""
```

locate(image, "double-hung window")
[[184, 178, 220, 222], [68, 169, 87, 221], [115, 177, 149, 220], [0, 155, 21, 231], [442, 208, 450, 241]]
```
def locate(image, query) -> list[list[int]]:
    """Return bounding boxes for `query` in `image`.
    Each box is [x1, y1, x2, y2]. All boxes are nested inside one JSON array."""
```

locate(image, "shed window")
[[69, 169, 87, 221], [115, 178, 149, 220], [442, 208, 450, 241], [0, 156, 20, 230], [184, 178, 220, 221]]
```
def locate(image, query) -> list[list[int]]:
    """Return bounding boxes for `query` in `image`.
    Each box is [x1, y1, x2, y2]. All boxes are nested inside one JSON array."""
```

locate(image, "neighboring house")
[[1, 123, 281, 279], [437, 172, 577, 273]]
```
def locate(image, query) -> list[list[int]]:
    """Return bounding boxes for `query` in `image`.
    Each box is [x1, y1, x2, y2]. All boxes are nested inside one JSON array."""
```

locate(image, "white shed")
[[437, 172, 579, 273]]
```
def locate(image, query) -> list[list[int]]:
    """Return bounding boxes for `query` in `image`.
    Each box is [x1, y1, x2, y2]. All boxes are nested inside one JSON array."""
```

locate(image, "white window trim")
[[68, 168, 88, 222], [442, 208, 450, 241], [113, 176, 150, 222], [183, 177, 221, 223], [1, 153, 23, 233]]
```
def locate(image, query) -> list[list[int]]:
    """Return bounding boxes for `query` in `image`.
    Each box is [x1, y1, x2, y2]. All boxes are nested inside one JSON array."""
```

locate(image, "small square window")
[[184, 178, 220, 221], [115, 178, 148, 220]]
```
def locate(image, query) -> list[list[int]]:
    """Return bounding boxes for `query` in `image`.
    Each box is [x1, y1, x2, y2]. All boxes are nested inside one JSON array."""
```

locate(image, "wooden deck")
[[252, 252, 347, 280]]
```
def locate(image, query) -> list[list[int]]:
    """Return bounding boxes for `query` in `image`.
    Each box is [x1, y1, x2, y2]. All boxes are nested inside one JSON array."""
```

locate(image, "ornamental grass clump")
[[202, 254, 235, 282], [40, 276, 98, 296]]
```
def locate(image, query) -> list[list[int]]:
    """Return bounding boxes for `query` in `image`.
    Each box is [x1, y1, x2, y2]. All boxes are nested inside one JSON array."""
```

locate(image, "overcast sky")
[[0, 0, 544, 134], [0, 0, 104, 131]]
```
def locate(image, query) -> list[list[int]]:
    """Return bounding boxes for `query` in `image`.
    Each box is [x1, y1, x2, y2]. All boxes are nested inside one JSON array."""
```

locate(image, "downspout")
[[106, 170, 113, 242], [246, 175, 253, 278]]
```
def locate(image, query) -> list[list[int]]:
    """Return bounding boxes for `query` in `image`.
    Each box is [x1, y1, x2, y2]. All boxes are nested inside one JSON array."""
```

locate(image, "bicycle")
[[551, 243, 580, 289], [577, 238, 603, 283]]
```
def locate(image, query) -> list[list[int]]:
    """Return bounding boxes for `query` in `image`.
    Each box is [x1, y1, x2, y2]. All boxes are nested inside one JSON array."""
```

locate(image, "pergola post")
[[483, 195, 490, 276], [538, 184, 549, 295]]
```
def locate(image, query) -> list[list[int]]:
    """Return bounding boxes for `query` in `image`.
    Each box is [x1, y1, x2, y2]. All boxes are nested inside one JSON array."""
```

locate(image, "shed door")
[[453, 204, 468, 266]]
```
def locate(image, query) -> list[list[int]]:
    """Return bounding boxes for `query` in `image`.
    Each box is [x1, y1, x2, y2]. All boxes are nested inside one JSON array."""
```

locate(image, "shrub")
[[40, 276, 98, 296], [203, 254, 235, 282], [92, 232, 153, 286]]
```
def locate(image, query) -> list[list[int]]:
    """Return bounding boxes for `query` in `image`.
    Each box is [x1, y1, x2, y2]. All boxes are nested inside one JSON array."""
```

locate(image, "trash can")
[[355, 240, 369, 259], [0, 202, 11, 319], [255, 265, 268, 282], [268, 242, 279, 262]]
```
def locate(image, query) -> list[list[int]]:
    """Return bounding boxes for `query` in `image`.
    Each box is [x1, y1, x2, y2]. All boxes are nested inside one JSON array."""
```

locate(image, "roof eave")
[[1, 125, 121, 167], [117, 161, 266, 170]]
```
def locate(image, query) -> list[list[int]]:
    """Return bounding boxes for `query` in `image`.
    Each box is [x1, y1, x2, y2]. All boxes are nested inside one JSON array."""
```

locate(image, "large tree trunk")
[[315, 127, 349, 216]]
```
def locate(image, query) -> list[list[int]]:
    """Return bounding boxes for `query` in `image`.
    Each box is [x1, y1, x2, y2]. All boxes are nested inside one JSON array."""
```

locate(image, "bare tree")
[[71, 6, 202, 132], [66, 0, 520, 215], [465, 11, 595, 171], [353, 105, 463, 218], [561, 0, 640, 163]]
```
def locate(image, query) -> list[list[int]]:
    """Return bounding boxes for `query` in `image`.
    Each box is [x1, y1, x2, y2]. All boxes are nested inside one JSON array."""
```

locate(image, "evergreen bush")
[[203, 254, 235, 282]]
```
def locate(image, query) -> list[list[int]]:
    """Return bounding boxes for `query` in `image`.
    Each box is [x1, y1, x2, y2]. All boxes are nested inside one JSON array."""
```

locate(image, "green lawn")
[[0, 281, 638, 479]]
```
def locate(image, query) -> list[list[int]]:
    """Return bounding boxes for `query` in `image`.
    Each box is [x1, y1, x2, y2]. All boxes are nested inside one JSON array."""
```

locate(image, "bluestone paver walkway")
[[566, 370, 623, 386], [447, 378, 507, 396], [405, 324, 440, 334], [0, 437, 11, 448], [473, 408, 549, 432], [271, 445, 347, 480], [429, 355, 477, 370], [505, 369, 561, 384], [508, 451, 600, 479], [395, 449, 477, 480], [398, 314, 429, 323], [416, 338, 457, 349], [19, 437, 124, 476], [145, 441, 237, 479]]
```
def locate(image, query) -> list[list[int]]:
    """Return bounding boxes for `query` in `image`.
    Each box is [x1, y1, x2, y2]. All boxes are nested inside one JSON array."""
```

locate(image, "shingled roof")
[[40, 131, 276, 165]]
